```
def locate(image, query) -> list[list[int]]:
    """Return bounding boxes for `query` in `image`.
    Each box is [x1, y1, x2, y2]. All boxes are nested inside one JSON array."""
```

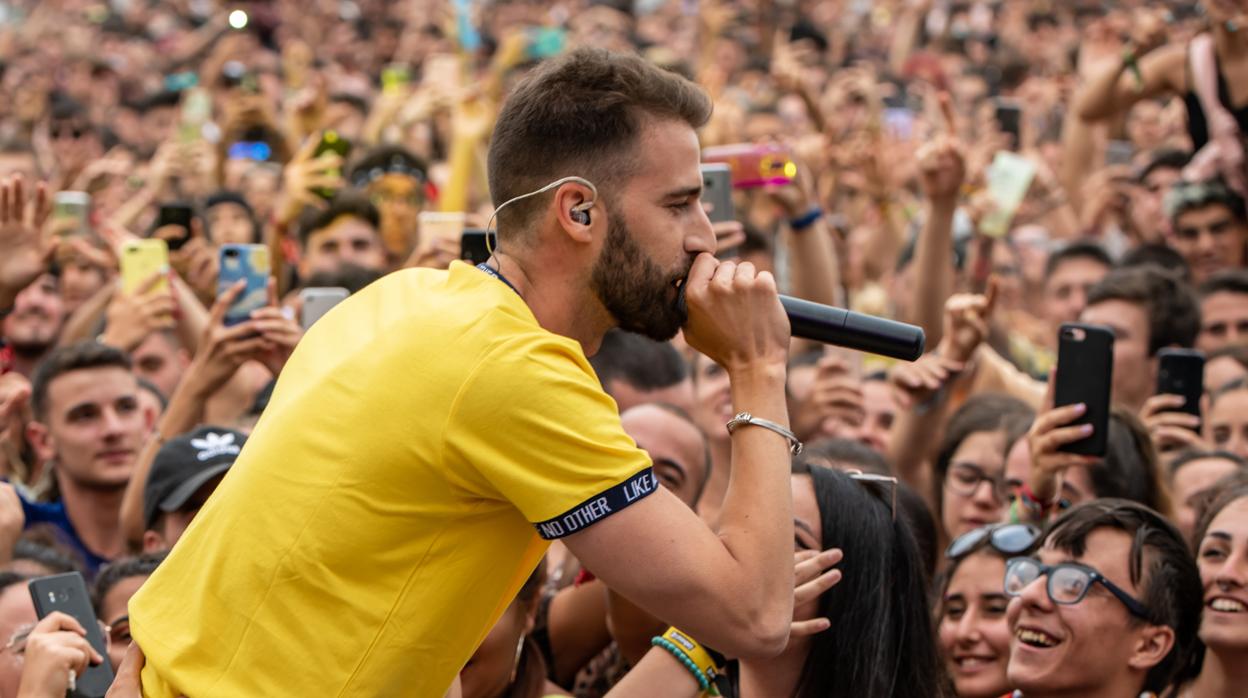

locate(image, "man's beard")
[[4, 315, 58, 358], [590, 211, 689, 341]]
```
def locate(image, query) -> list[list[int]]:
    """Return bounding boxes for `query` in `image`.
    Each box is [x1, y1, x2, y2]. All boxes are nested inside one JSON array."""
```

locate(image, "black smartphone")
[[994, 99, 1022, 151], [28, 573, 114, 696], [1157, 348, 1205, 427], [156, 202, 194, 251], [1054, 323, 1114, 456], [312, 130, 352, 200], [700, 163, 734, 224], [461, 228, 496, 266]]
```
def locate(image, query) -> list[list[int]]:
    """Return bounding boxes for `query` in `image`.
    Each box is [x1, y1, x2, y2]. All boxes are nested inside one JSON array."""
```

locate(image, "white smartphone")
[[299, 287, 349, 329]]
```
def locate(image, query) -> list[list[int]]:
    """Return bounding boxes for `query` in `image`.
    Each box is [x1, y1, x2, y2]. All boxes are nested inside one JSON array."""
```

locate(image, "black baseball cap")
[[143, 426, 246, 530]]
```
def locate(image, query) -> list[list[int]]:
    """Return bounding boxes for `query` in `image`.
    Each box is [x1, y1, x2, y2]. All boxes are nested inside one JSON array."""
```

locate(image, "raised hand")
[[790, 548, 843, 637], [1139, 394, 1208, 455], [938, 277, 999, 364], [0, 176, 53, 309], [99, 273, 177, 353], [889, 352, 965, 408], [917, 94, 966, 205]]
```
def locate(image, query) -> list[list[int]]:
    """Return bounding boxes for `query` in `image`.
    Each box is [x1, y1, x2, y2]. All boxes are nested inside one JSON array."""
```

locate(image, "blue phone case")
[[218, 244, 271, 326]]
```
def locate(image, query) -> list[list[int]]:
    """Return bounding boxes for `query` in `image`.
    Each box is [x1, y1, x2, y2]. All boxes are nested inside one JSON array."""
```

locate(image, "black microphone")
[[779, 295, 925, 361]]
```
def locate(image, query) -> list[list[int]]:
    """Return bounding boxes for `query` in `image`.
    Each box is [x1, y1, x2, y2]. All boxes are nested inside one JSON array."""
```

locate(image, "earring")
[[510, 635, 525, 683]]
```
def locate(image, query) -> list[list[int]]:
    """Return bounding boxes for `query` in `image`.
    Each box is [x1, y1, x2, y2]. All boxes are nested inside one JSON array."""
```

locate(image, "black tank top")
[[1184, 39, 1248, 150]]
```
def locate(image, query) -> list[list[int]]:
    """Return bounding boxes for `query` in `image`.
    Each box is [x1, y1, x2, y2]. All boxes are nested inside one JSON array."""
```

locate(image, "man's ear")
[[25, 421, 55, 464], [141, 530, 167, 554], [1126, 623, 1175, 673]]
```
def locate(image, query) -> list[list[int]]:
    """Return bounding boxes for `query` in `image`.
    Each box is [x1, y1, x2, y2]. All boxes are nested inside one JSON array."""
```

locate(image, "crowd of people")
[[0, 0, 1247, 695]]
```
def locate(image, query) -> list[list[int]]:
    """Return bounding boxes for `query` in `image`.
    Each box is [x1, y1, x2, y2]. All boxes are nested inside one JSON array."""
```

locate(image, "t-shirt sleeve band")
[[534, 468, 658, 540]]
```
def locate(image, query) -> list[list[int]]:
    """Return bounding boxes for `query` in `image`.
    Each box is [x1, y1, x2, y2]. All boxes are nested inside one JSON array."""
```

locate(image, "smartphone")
[[1105, 140, 1135, 167], [178, 87, 212, 143], [700, 163, 734, 224], [218, 244, 271, 326], [979, 151, 1037, 238], [52, 191, 91, 236], [28, 573, 114, 696], [994, 99, 1022, 151], [702, 143, 797, 189], [1157, 348, 1205, 426], [155, 202, 194, 251], [299, 287, 349, 329], [227, 141, 272, 162], [460, 228, 496, 266], [120, 239, 170, 296], [1054, 323, 1114, 456], [312, 130, 352, 200], [381, 63, 411, 93]]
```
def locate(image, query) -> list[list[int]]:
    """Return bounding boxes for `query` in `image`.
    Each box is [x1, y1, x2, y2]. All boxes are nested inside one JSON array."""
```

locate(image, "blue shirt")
[[19, 496, 110, 578]]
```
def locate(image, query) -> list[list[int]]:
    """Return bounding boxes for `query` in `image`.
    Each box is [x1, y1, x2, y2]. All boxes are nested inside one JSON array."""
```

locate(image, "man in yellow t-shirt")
[[125, 48, 808, 696]]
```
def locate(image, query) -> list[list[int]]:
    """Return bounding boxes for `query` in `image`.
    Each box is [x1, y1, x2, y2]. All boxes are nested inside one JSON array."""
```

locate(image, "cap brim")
[[157, 462, 233, 514]]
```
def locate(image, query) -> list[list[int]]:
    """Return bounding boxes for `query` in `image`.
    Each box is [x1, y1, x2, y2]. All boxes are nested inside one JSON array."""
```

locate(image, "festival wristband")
[[788, 206, 823, 231], [534, 468, 658, 540], [650, 636, 710, 692], [662, 627, 725, 681]]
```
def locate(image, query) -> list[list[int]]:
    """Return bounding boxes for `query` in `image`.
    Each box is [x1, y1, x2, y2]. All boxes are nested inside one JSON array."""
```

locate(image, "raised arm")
[[1073, 13, 1182, 123], [564, 254, 795, 659]]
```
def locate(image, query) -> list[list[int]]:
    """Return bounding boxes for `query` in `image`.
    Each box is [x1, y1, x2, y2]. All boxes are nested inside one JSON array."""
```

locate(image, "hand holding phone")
[[28, 573, 113, 696], [120, 240, 170, 296], [1141, 349, 1206, 452], [1053, 323, 1114, 456], [217, 244, 271, 326]]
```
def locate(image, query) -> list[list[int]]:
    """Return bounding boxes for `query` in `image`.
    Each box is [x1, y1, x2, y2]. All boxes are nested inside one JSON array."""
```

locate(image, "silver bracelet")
[[725, 412, 803, 455]]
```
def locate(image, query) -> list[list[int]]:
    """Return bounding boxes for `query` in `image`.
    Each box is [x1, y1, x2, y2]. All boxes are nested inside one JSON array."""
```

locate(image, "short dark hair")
[[295, 190, 381, 246], [1137, 149, 1191, 184], [1166, 177, 1248, 225], [92, 552, 166, 614], [11, 539, 79, 576], [1044, 241, 1112, 279], [1044, 500, 1204, 692], [31, 342, 132, 419], [1119, 244, 1192, 282], [487, 48, 712, 239], [1086, 266, 1201, 355], [590, 330, 688, 394], [1198, 268, 1248, 299]]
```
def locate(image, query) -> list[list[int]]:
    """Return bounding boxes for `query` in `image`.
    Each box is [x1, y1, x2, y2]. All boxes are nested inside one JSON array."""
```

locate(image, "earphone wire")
[[484, 176, 598, 259]]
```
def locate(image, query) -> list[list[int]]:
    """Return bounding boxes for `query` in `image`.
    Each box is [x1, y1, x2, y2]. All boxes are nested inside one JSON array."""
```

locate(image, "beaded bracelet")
[[651, 636, 710, 692]]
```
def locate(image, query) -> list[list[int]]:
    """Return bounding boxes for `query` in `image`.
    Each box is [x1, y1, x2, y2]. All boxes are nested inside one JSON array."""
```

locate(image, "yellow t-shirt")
[[129, 262, 654, 696]]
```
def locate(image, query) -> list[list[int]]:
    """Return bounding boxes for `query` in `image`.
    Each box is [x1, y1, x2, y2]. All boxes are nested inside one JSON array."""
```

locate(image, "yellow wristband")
[[662, 627, 721, 679]]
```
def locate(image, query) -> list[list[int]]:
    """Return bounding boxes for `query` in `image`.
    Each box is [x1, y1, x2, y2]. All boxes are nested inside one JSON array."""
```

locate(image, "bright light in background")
[[228, 10, 249, 30]]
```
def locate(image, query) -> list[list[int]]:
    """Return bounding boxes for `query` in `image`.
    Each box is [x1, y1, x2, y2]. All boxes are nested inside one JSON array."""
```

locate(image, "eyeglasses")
[[945, 462, 1012, 501], [2, 623, 34, 655], [946, 523, 1041, 560], [847, 470, 898, 522], [1004, 557, 1151, 620]]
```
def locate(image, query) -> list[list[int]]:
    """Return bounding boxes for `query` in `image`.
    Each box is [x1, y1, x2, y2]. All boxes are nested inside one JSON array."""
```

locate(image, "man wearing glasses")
[[1003, 499, 1203, 697]]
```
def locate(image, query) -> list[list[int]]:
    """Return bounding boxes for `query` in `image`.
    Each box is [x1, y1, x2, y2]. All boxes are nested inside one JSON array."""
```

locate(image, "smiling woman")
[[1184, 478, 1248, 698]]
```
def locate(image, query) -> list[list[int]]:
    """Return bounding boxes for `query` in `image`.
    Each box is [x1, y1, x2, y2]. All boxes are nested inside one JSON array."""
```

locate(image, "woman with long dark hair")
[[607, 464, 948, 698]]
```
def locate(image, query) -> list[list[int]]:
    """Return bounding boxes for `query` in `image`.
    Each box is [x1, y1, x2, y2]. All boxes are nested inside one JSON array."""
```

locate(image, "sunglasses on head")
[[846, 469, 899, 522], [946, 523, 1041, 560]]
